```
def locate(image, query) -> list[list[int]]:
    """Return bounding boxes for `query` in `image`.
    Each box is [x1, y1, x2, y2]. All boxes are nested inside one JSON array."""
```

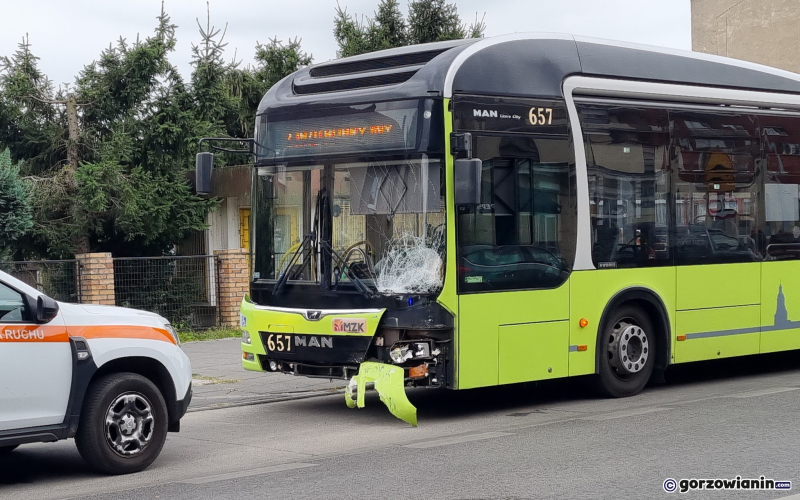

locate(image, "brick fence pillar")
[[214, 249, 249, 328], [76, 252, 116, 305]]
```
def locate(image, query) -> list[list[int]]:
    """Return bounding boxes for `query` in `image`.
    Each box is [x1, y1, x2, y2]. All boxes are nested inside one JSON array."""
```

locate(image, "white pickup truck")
[[0, 270, 192, 474]]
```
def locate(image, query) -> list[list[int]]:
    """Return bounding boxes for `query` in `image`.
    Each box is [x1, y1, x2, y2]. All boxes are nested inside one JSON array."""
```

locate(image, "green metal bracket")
[[345, 361, 418, 427]]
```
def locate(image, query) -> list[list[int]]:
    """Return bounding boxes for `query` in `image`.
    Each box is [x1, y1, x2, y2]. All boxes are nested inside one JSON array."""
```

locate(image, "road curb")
[[187, 388, 346, 412]]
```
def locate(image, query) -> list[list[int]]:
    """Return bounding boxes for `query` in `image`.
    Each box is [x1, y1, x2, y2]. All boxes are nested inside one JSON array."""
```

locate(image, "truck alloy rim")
[[608, 321, 649, 376], [104, 392, 154, 457]]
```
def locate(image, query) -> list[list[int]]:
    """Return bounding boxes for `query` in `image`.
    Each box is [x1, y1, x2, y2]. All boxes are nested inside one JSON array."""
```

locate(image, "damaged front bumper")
[[345, 361, 418, 427]]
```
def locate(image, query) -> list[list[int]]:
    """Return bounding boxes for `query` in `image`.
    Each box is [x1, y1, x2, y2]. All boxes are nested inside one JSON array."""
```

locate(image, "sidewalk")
[[182, 337, 346, 411]]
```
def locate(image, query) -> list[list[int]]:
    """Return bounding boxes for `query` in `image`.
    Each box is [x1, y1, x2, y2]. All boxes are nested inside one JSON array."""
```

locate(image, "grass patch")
[[179, 328, 241, 343]]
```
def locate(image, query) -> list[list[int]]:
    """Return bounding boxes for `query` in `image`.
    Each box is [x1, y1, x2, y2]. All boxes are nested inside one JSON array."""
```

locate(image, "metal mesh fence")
[[113, 256, 219, 330], [0, 260, 81, 303]]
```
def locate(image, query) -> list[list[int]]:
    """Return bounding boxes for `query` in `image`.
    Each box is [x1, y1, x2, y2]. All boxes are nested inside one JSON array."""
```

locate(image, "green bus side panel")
[[676, 263, 760, 309], [438, 98, 458, 316], [438, 98, 460, 387], [673, 262, 760, 363], [498, 321, 569, 384], [568, 268, 676, 376], [674, 305, 760, 362], [458, 282, 569, 389], [761, 261, 800, 353]]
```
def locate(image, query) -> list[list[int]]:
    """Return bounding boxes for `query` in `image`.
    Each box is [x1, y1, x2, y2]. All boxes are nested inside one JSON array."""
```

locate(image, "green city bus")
[[197, 33, 800, 425]]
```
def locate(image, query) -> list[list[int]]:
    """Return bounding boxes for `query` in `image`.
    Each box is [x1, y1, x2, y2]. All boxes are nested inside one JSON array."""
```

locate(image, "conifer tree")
[[0, 5, 312, 259], [0, 148, 32, 256], [334, 0, 485, 58]]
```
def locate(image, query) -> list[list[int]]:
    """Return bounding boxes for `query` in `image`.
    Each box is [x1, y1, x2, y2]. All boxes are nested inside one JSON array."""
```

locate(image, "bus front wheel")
[[597, 305, 655, 398]]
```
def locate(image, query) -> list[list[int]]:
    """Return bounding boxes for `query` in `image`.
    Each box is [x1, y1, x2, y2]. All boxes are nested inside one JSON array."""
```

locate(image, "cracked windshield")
[[253, 156, 445, 294]]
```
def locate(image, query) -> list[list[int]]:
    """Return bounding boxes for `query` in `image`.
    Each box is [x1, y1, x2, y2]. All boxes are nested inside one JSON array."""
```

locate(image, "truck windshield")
[[251, 154, 445, 295]]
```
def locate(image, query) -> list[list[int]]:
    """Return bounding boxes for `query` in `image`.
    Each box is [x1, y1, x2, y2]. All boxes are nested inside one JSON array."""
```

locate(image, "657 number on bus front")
[[266, 333, 293, 352], [264, 333, 334, 352]]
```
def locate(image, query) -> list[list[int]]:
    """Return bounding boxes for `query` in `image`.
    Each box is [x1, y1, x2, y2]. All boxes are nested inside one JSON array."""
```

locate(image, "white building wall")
[[207, 198, 229, 254], [226, 196, 241, 250]]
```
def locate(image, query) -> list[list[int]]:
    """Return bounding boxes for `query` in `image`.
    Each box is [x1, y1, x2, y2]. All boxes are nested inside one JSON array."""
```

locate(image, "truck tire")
[[76, 372, 168, 474], [596, 305, 655, 398]]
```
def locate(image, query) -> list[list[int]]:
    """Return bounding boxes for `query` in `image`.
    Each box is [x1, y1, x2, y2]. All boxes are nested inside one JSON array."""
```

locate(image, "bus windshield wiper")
[[272, 232, 315, 296], [320, 240, 375, 298]]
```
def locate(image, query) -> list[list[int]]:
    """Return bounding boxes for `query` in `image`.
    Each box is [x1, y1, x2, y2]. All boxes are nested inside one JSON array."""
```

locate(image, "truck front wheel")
[[76, 373, 168, 474]]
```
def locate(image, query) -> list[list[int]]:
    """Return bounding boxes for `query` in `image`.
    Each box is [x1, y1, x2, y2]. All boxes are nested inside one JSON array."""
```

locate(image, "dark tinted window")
[[759, 113, 800, 260], [0, 282, 28, 322], [670, 110, 760, 264], [579, 105, 672, 268], [457, 135, 576, 292], [578, 102, 800, 267]]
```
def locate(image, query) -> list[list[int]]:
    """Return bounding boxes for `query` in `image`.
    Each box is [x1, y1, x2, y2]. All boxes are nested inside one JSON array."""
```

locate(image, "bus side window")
[[670, 109, 760, 265], [456, 134, 576, 293], [579, 105, 671, 268], [759, 114, 800, 260]]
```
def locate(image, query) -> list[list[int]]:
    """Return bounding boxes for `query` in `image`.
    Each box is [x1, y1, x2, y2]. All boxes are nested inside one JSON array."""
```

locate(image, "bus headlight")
[[242, 330, 251, 344], [390, 345, 412, 363], [389, 342, 432, 364]]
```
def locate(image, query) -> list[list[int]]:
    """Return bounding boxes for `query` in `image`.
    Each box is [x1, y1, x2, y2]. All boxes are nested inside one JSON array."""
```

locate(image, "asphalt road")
[[182, 338, 344, 410], [2, 352, 800, 500]]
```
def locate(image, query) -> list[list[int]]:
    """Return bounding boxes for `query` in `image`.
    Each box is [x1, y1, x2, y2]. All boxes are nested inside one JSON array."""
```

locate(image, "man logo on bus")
[[473, 108, 498, 118], [332, 318, 366, 333], [305, 310, 322, 321]]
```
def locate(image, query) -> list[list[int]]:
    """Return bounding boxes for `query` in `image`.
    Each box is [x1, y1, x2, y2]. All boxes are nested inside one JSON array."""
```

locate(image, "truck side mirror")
[[454, 158, 482, 205], [196, 152, 214, 195], [36, 295, 59, 323]]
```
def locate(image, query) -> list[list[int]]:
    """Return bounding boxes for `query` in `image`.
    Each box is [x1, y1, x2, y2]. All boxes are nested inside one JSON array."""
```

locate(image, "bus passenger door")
[[671, 108, 761, 362], [455, 130, 576, 388], [759, 113, 800, 354]]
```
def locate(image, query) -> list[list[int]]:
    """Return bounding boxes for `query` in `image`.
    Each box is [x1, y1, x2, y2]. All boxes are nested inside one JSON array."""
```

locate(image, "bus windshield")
[[251, 154, 445, 295]]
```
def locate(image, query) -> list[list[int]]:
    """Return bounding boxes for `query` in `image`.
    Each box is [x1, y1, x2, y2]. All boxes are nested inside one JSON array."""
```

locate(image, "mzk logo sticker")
[[332, 318, 367, 333]]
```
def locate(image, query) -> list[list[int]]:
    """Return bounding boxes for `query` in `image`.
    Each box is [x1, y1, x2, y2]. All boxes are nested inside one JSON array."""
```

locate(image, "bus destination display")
[[261, 101, 420, 160]]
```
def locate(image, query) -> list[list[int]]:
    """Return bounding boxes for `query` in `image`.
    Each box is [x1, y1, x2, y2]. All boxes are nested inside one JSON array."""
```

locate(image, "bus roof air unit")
[[291, 40, 471, 95]]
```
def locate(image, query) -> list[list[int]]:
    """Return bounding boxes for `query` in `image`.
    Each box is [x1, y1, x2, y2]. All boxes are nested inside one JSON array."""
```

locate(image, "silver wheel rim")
[[104, 392, 155, 457], [608, 320, 650, 377]]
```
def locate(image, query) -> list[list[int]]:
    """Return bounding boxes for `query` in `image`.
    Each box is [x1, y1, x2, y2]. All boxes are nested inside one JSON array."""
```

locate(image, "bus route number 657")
[[267, 333, 292, 352], [529, 107, 553, 125]]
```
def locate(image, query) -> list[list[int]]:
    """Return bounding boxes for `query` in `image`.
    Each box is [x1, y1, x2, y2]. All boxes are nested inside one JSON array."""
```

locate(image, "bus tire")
[[596, 305, 655, 398], [0, 445, 18, 454], [76, 372, 168, 475]]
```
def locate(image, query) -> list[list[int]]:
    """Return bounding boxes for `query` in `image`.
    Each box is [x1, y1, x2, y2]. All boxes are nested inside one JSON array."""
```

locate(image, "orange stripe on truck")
[[0, 324, 175, 344], [70, 325, 176, 345], [0, 325, 69, 342]]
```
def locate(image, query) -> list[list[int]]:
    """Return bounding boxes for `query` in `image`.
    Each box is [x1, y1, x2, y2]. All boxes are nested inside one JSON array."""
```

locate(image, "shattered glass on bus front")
[[251, 155, 445, 295]]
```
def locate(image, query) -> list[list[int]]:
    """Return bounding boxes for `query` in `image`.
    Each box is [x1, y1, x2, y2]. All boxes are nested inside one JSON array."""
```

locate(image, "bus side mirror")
[[196, 152, 214, 195], [454, 158, 482, 205]]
